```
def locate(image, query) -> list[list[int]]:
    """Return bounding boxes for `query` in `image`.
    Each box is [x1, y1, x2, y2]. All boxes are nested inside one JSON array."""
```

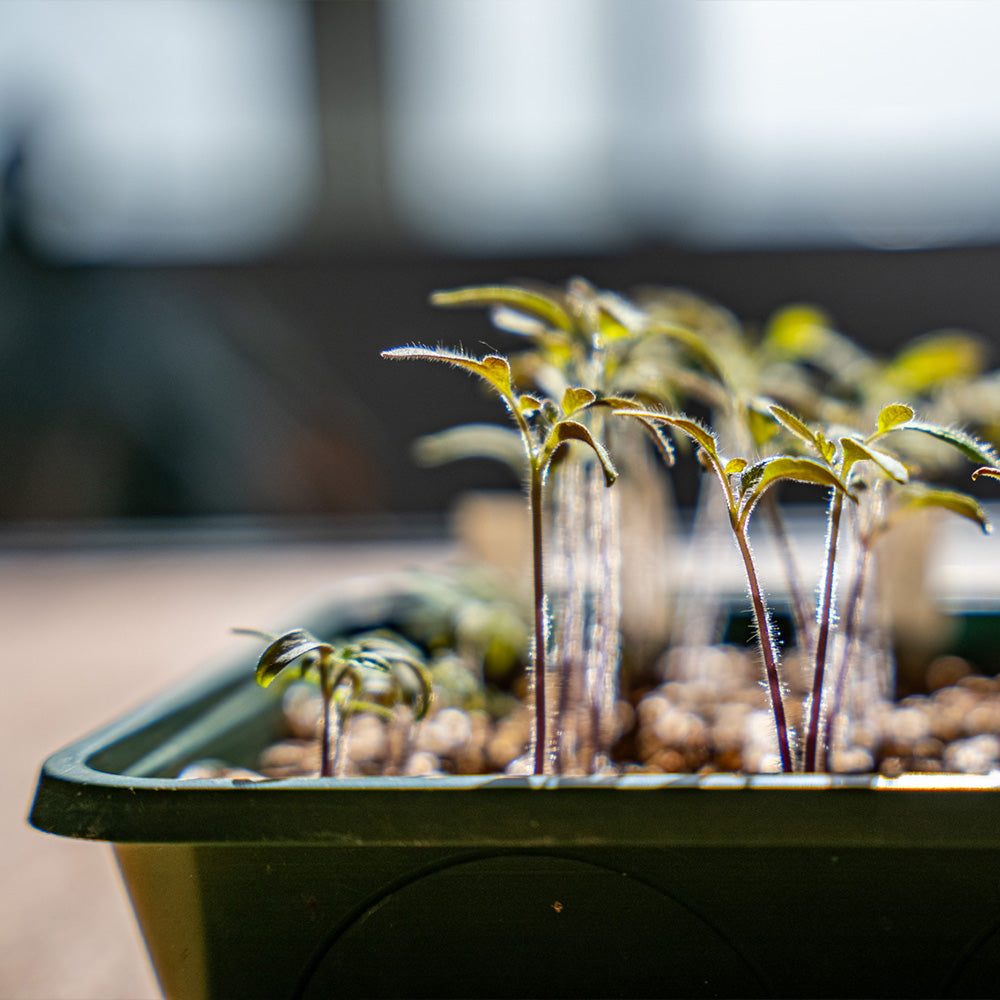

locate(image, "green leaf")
[[381, 346, 513, 398], [769, 404, 819, 450], [544, 420, 618, 486], [625, 414, 676, 467], [518, 394, 544, 412], [254, 629, 331, 688], [815, 432, 837, 465], [630, 411, 718, 458], [875, 403, 915, 435], [769, 404, 815, 445], [890, 421, 1000, 467], [430, 285, 573, 333], [764, 305, 834, 357], [562, 386, 597, 415], [746, 399, 779, 447], [897, 487, 991, 534], [972, 466, 1000, 483], [840, 437, 909, 484], [724, 458, 749, 475], [883, 331, 985, 392], [647, 321, 727, 384], [413, 424, 526, 476], [739, 456, 855, 529]]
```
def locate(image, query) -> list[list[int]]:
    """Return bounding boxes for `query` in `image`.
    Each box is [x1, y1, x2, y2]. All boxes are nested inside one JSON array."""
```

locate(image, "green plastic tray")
[[29, 589, 1000, 999]]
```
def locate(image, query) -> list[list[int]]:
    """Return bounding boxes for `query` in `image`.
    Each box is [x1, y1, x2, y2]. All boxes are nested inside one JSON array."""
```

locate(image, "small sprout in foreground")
[[238, 628, 432, 778]]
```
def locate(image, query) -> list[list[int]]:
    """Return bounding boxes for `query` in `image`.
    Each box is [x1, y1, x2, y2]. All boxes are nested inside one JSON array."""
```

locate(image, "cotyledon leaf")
[[875, 403, 915, 435], [381, 346, 513, 398], [252, 629, 332, 688], [562, 386, 597, 415], [768, 404, 817, 447], [895, 487, 991, 534], [738, 456, 855, 529], [430, 285, 574, 333], [888, 421, 1000, 467], [647, 321, 728, 384], [840, 437, 909, 484], [613, 409, 719, 460], [882, 331, 985, 392], [544, 419, 618, 486], [413, 424, 526, 476]]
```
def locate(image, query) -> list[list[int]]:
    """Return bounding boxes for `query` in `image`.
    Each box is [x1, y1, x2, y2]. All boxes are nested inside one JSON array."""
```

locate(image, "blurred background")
[[2, 0, 1000, 525]]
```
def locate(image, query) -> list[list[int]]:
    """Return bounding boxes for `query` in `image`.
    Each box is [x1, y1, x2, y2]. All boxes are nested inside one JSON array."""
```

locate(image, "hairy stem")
[[530, 462, 548, 775], [805, 489, 845, 772], [734, 524, 793, 772], [822, 535, 872, 771], [763, 493, 814, 656]]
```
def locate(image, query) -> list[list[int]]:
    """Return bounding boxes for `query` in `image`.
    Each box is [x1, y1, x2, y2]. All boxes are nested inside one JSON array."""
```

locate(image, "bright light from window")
[[0, 0, 320, 262], [383, 0, 627, 253], [384, 0, 1000, 251]]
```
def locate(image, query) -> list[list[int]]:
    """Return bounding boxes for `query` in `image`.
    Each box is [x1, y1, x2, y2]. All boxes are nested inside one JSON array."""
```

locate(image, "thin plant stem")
[[763, 493, 814, 656], [822, 536, 872, 771], [734, 524, 794, 772], [805, 489, 845, 772], [319, 663, 333, 778], [530, 462, 548, 775], [332, 709, 349, 778]]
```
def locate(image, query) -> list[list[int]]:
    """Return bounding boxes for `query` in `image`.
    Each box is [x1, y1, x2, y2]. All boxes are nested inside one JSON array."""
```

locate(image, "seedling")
[[240, 628, 431, 777], [405, 281, 677, 774], [615, 408, 855, 770], [381, 345, 621, 773]]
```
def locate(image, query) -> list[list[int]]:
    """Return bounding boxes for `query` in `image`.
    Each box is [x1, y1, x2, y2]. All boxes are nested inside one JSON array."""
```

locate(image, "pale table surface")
[[2, 527, 452, 1000], [6, 507, 999, 999]]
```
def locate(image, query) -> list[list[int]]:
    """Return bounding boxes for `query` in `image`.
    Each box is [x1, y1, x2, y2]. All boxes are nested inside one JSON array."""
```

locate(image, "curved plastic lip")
[[27, 582, 1000, 847]]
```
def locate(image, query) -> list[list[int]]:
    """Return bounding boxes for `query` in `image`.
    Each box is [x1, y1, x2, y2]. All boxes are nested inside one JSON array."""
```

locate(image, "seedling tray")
[[29, 589, 1000, 1000]]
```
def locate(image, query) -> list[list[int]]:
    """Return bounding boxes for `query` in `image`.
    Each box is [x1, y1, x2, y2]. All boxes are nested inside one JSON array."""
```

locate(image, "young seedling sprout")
[[238, 628, 431, 778], [822, 480, 990, 770], [615, 407, 855, 772], [380, 345, 621, 774], [409, 281, 676, 773], [767, 401, 998, 770]]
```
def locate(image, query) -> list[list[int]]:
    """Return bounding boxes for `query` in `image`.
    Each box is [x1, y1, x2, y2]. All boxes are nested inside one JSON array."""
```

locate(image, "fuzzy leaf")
[[875, 403, 915, 435], [898, 487, 991, 534], [626, 415, 676, 467], [562, 386, 597, 415], [739, 456, 855, 528], [613, 408, 726, 467], [769, 404, 819, 449], [430, 285, 573, 333], [631, 412, 718, 459], [545, 420, 618, 485], [518, 393, 544, 412], [414, 424, 526, 475], [840, 437, 909, 483], [381, 346, 513, 398], [890, 421, 1000, 467], [254, 630, 331, 688], [769, 404, 814, 444], [815, 432, 837, 465]]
